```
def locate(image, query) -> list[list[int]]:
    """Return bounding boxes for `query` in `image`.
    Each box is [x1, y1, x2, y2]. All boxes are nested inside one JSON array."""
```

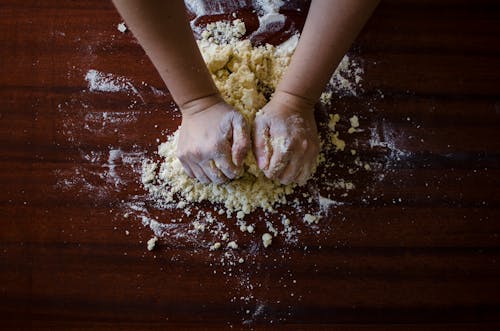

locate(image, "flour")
[[320, 56, 364, 103], [250, 12, 285, 39], [85, 69, 134, 93], [185, 0, 248, 17]]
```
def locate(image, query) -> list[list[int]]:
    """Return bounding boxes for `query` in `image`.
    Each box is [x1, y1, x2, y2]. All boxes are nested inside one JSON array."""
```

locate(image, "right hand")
[[177, 97, 250, 184]]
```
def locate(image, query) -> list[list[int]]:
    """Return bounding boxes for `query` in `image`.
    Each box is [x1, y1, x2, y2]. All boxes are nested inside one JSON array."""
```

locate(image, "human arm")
[[112, 0, 249, 183], [254, 0, 380, 185]]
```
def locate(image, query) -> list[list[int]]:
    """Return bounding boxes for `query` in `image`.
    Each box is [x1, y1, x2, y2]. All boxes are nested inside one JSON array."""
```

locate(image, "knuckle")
[[301, 139, 308, 151]]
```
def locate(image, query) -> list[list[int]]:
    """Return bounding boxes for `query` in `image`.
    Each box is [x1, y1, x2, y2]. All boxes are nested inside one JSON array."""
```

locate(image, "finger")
[[265, 155, 289, 180], [214, 156, 239, 179], [296, 163, 312, 186], [265, 138, 290, 179], [231, 115, 250, 167], [190, 163, 210, 184], [203, 160, 228, 184], [253, 119, 270, 170], [179, 159, 195, 178], [278, 160, 301, 185]]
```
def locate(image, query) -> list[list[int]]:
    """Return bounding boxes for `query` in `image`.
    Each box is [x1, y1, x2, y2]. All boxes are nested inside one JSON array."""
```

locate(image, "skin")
[[112, 0, 379, 185], [254, 0, 380, 185]]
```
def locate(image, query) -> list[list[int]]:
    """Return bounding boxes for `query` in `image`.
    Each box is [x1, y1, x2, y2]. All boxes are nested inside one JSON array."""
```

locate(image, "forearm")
[[277, 0, 379, 103], [112, 0, 220, 113]]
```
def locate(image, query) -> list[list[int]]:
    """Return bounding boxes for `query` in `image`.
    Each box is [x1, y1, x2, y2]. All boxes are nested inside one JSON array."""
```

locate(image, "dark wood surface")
[[1, 0, 500, 329]]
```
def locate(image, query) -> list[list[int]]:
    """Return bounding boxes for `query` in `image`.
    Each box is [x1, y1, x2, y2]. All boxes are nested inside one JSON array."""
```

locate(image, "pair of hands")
[[177, 91, 319, 186]]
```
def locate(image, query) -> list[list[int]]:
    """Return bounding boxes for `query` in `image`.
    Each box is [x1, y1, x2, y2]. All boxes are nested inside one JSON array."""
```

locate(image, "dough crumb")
[[328, 114, 340, 131], [303, 213, 321, 225], [247, 225, 255, 233], [331, 132, 346, 152], [209, 242, 222, 251], [227, 241, 239, 249], [348, 115, 360, 134], [349, 115, 359, 128], [147, 236, 158, 251], [117, 22, 127, 33], [262, 233, 273, 248]]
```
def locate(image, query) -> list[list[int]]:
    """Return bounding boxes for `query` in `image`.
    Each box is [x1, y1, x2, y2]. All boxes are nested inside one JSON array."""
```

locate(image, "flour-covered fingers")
[[178, 158, 195, 178], [253, 120, 271, 171], [190, 163, 210, 184], [214, 157, 239, 179], [231, 114, 250, 167], [278, 161, 301, 185], [265, 151, 290, 180], [202, 160, 228, 184], [264, 135, 292, 179], [296, 163, 313, 186]]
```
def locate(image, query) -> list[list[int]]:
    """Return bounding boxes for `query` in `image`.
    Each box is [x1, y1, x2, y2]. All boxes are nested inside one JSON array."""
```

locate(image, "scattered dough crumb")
[[331, 132, 346, 152], [303, 213, 321, 225], [328, 114, 340, 131], [227, 241, 239, 249], [262, 233, 273, 248], [192, 220, 205, 232], [349, 115, 359, 128], [209, 242, 222, 251], [348, 115, 360, 134], [147, 236, 158, 251], [117, 22, 127, 33], [247, 225, 255, 233]]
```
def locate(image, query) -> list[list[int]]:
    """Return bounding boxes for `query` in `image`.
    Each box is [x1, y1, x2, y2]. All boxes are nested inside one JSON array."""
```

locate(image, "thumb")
[[231, 114, 250, 167], [253, 118, 270, 170]]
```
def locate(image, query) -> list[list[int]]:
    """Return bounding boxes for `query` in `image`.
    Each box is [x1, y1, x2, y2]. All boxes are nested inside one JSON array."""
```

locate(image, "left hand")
[[253, 91, 320, 185]]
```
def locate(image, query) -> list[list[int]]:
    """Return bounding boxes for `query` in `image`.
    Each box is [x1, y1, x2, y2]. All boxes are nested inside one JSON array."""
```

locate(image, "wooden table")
[[1, 0, 499, 329]]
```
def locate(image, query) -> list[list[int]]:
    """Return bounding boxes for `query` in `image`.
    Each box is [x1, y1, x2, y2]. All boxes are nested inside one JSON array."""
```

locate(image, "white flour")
[[85, 69, 135, 93]]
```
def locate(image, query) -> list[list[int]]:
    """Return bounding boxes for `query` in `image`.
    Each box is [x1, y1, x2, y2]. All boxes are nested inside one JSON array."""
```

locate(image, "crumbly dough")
[[141, 19, 361, 219], [147, 236, 158, 251], [143, 20, 299, 215], [262, 233, 273, 248]]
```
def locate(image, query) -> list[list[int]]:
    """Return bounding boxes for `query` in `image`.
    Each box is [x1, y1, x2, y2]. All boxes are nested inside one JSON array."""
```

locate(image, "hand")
[[253, 91, 320, 185], [177, 97, 250, 184]]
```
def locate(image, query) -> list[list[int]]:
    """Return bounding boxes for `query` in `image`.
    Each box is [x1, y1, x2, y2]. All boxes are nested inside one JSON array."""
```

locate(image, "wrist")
[[270, 89, 316, 113], [179, 93, 224, 116]]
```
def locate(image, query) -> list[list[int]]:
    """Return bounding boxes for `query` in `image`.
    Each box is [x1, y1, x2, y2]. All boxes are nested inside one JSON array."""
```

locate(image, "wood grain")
[[1, 0, 499, 329]]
